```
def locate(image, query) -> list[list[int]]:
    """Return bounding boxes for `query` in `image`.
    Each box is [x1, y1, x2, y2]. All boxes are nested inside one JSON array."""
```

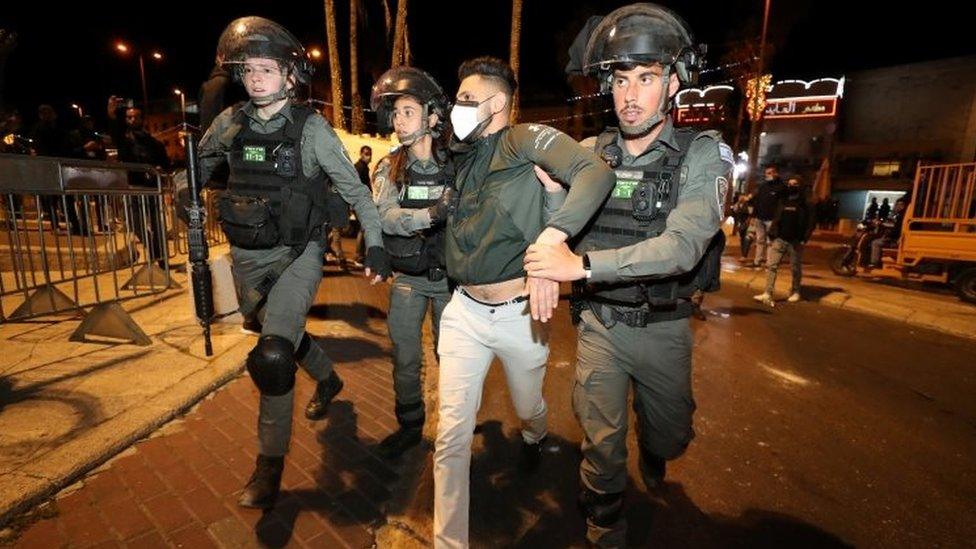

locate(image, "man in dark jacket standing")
[[750, 164, 785, 267], [107, 97, 172, 265], [754, 175, 814, 306]]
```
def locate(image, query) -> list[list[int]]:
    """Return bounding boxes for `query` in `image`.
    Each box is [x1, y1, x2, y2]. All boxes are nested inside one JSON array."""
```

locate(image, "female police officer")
[[369, 67, 456, 458], [194, 17, 391, 509]]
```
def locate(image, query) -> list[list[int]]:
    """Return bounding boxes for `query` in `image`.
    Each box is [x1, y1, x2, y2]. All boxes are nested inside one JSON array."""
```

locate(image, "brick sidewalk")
[[11, 265, 426, 548], [13, 372, 392, 548]]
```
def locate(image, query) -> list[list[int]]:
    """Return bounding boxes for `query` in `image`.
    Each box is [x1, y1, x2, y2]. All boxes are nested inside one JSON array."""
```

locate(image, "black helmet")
[[370, 66, 448, 139], [583, 3, 704, 89], [217, 16, 313, 85]]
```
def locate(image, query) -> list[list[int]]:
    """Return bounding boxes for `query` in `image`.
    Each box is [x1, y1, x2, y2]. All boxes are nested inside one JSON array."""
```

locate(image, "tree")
[[350, 0, 365, 134], [391, 0, 409, 68], [509, 0, 523, 123], [324, 0, 345, 130]]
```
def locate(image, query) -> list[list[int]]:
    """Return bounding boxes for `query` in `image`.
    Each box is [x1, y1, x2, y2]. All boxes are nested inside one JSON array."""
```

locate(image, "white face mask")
[[450, 94, 495, 142]]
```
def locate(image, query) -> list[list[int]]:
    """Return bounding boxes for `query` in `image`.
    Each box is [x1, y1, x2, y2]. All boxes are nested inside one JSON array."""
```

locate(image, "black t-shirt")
[[354, 159, 371, 189]]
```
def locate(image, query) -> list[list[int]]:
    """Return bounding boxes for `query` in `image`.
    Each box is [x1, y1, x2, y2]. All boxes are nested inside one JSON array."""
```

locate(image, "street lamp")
[[114, 41, 164, 112], [173, 88, 186, 127], [71, 103, 84, 117], [308, 47, 323, 60]]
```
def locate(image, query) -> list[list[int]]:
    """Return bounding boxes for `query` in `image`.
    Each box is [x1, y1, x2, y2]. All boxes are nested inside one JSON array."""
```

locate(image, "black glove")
[[427, 186, 459, 226], [365, 246, 392, 279], [175, 187, 193, 225]]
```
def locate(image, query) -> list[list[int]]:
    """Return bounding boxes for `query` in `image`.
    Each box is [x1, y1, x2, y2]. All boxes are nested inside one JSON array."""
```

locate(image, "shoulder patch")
[[716, 176, 730, 212], [718, 142, 735, 167]]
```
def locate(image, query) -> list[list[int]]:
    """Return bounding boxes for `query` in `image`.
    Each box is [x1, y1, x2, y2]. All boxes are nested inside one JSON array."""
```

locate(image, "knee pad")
[[246, 335, 297, 396], [579, 488, 624, 528]]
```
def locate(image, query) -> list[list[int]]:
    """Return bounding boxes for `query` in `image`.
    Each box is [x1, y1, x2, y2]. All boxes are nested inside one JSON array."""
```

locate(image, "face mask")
[[451, 94, 496, 142]]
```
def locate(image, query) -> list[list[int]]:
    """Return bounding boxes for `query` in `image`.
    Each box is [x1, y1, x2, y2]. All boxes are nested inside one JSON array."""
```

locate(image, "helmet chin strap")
[[251, 86, 291, 107], [250, 67, 293, 107], [620, 66, 672, 140], [396, 104, 431, 147]]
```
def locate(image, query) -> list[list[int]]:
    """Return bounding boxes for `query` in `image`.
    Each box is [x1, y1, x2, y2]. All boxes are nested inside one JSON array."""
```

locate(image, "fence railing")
[[0, 153, 223, 345]]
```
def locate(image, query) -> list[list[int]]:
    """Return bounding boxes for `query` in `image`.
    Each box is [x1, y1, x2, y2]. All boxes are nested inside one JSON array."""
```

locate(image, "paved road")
[[12, 271, 976, 548]]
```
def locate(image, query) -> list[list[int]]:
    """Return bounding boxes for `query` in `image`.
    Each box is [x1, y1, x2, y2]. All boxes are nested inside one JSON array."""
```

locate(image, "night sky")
[[2, 0, 973, 126]]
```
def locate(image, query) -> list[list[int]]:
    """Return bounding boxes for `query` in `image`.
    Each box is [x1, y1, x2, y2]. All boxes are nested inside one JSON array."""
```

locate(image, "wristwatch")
[[582, 253, 592, 280]]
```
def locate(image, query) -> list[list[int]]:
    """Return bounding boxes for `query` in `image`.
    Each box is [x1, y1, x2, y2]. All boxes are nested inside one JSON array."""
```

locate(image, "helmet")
[[582, 3, 705, 137], [370, 66, 448, 142], [217, 16, 314, 85], [583, 3, 704, 89]]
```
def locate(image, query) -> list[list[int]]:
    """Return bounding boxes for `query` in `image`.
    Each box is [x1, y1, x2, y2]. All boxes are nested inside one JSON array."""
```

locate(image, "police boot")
[[638, 447, 667, 492], [520, 435, 548, 472], [304, 372, 343, 420], [578, 487, 625, 541], [238, 454, 284, 509], [378, 403, 424, 459]]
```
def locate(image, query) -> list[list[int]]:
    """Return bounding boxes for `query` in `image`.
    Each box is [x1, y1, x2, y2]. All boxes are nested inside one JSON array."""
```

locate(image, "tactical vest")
[[218, 103, 330, 249], [383, 160, 452, 276], [576, 127, 714, 307]]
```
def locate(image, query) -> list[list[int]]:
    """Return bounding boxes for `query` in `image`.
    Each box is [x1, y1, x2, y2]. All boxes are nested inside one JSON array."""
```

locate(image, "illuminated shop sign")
[[764, 97, 838, 119]]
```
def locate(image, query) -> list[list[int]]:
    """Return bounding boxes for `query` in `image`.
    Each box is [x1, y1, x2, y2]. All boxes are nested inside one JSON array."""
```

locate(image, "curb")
[[0, 351, 247, 527], [720, 268, 976, 340]]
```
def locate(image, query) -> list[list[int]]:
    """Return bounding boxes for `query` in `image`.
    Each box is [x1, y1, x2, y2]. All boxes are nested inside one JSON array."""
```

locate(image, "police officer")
[[193, 17, 391, 509], [369, 67, 456, 458], [525, 4, 732, 546]]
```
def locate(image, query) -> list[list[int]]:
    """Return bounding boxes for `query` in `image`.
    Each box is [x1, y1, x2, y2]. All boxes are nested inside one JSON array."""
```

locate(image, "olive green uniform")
[[198, 100, 383, 456], [575, 120, 731, 547]]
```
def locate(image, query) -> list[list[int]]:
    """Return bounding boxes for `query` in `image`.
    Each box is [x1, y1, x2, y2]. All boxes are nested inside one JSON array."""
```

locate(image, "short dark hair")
[[764, 163, 779, 172], [458, 56, 518, 97], [360, 145, 372, 155]]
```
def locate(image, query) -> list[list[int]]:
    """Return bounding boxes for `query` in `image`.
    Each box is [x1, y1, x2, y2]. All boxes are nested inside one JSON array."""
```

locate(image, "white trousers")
[[432, 289, 550, 548]]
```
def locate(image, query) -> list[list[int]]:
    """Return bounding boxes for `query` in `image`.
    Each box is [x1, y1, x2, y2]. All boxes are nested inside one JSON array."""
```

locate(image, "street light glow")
[[152, 52, 163, 60], [115, 42, 128, 53], [173, 89, 182, 96], [309, 48, 322, 60]]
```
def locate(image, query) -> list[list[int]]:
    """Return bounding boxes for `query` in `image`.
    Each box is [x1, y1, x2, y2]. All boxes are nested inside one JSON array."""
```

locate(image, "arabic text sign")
[[764, 97, 837, 119]]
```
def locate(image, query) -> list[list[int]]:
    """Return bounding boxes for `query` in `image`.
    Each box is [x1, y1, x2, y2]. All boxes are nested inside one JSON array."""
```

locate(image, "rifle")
[[182, 130, 214, 356]]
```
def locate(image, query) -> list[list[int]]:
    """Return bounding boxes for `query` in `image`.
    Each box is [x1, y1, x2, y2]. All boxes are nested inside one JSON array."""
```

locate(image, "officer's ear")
[[428, 111, 439, 129], [667, 72, 680, 99]]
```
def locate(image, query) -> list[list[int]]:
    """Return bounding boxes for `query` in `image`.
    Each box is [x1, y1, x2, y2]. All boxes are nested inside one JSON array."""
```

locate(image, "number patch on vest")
[[612, 179, 639, 199], [407, 186, 431, 200], [243, 145, 266, 162]]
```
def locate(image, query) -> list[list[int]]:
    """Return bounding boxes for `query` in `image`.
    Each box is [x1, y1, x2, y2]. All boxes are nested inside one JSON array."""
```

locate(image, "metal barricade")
[[0, 153, 181, 345]]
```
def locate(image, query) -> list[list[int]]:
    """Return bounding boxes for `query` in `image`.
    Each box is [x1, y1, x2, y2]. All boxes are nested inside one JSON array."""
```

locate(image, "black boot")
[[238, 454, 284, 509], [378, 403, 424, 459], [305, 372, 343, 420], [240, 314, 262, 336], [520, 435, 548, 472], [377, 425, 423, 459], [578, 487, 624, 528], [638, 448, 667, 491]]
